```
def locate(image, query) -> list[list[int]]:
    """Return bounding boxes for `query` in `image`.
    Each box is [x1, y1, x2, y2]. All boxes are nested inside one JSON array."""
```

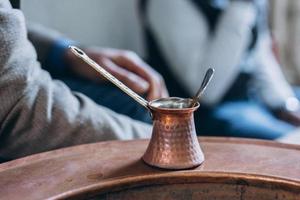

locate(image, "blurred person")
[[0, 0, 168, 161], [139, 0, 300, 139], [11, 0, 167, 124]]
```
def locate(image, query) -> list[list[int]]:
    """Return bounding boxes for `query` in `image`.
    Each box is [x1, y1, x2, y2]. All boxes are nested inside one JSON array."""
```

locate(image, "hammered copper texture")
[[143, 103, 204, 169]]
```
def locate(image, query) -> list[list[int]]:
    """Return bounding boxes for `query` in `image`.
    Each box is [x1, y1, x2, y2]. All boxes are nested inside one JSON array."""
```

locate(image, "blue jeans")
[[194, 73, 296, 139], [61, 74, 296, 140], [62, 77, 152, 124], [196, 101, 295, 139]]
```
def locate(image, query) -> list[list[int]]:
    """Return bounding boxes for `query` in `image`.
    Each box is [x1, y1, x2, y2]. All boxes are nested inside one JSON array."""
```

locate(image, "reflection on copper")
[[69, 47, 205, 170], [143, 98, 204, 169]]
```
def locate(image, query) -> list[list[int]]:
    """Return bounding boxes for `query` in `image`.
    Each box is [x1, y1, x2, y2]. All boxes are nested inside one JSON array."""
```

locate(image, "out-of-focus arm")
[[27, 23, 75, 75], [250, 0, 298, 110], [0, 0, 151, 160], [252, 31, 297, 109], [148, 0, 256, 105]]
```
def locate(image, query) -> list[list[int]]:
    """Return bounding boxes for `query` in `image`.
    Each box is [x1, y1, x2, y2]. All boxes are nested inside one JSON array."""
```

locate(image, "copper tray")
[[0, 137, 300, 199]]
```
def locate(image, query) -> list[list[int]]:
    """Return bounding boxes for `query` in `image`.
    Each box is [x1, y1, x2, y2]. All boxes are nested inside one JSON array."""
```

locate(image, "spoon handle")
[[191, 68, 215, 107], [69, 46, 149, 109]]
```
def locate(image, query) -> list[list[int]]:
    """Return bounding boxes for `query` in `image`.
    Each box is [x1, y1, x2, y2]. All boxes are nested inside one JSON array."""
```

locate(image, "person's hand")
[[64, 47, 168, 101], [274, 109, 300, 126], [273, 97, 300, 126]]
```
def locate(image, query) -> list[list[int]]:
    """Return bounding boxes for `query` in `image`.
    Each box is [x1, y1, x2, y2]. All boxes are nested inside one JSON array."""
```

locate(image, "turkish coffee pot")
[[70, 46, 214, 169]]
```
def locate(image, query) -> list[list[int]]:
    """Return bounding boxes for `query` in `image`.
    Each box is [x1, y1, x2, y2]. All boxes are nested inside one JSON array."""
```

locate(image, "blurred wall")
[[22, 0, 300, 84], [22, 0, 145, 57]]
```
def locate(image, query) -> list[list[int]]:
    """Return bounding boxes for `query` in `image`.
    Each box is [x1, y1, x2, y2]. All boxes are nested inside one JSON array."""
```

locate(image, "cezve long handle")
[[69, 46, 149, 109]]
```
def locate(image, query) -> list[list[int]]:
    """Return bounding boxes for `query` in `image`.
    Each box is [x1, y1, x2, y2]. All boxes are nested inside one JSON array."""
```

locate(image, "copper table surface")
[[0, 137, 300, 199]]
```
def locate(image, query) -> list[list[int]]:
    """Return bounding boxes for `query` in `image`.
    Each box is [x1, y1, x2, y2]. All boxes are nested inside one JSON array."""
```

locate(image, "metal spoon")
[[69, 46, 149, 109], [190, 68, 215, 107]]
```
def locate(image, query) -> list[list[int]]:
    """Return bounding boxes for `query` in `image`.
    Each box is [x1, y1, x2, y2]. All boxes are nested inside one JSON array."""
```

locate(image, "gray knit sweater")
[[0, 0, 151, 160]]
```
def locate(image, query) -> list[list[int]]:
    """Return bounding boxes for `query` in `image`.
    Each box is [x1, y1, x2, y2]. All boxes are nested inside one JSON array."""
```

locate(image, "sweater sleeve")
[[0, 0, 151, 160], [27, 23, 76, 75], [148, 0, 256, 105], [251, 31, 296, 109]]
